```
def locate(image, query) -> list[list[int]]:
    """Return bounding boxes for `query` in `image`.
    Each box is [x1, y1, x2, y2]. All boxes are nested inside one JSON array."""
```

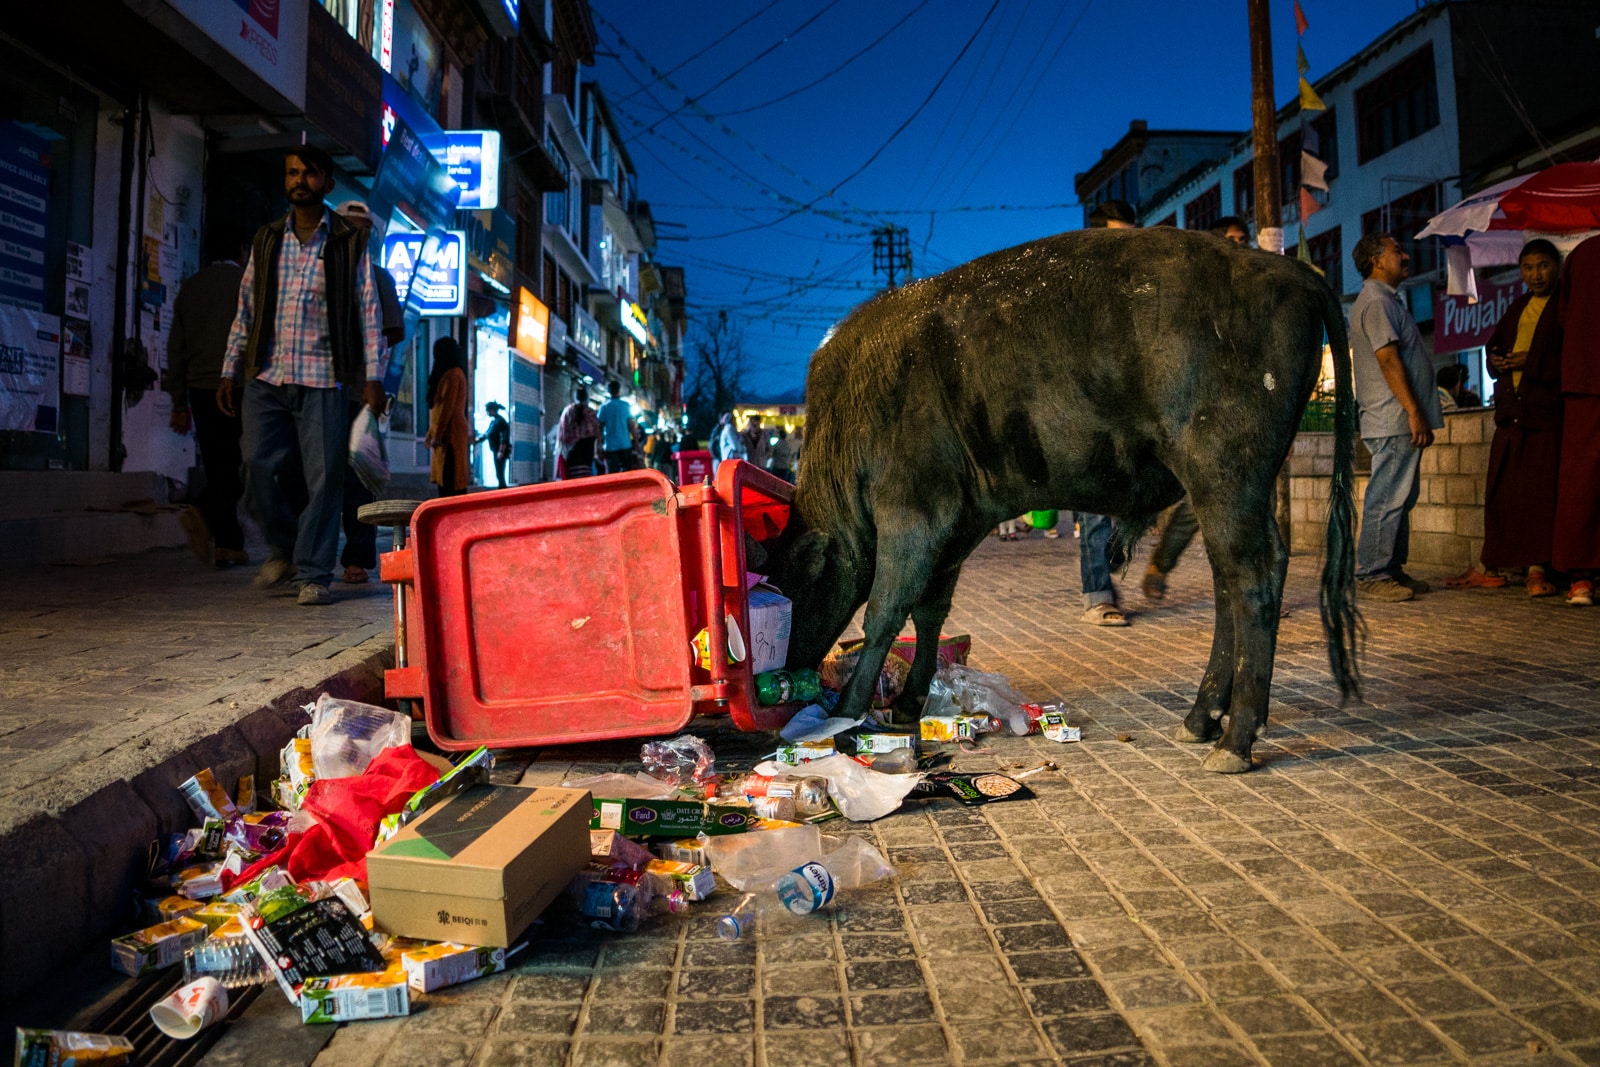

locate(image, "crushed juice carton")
[[654, 837, 711, 866], [157, 895, 205, 921], [192, 901, 244, 935], [174, 862, 225, 900], [298, 961, 410, 1023], [590, 830, 654, 868], [397, 941, 507, 993], [745, 586, 793, 674], [853, 733, 915, 754], [178, 768, 241, 824], [919, 715, 992, 743], [644, 859, 715, 901], [1039, 710, 1081, 743], [109, 917, 208, 977], [772, 740, 836, 765], [13, 1029, 134, 1067]]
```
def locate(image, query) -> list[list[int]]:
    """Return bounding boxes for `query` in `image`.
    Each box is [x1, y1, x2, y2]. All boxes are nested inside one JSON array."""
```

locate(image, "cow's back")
[[800, 228, 1330, 522]]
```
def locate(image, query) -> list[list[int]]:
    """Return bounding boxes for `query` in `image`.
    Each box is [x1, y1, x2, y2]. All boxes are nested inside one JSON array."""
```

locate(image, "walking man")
[[597, 381, 636, 474], [167, 228, 250, 567], [1349, 232, 1442, 601], [480, 401, 511, 488], [218, 146, 387, 606]]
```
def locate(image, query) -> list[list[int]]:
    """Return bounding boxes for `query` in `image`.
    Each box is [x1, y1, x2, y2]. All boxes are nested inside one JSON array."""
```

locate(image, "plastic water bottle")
[[182, 937, 271, 988], [715, 861, 836, 941], [754, 669, 823, 706]]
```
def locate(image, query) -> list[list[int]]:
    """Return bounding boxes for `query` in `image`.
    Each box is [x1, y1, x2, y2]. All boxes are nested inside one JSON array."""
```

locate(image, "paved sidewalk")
[[258, 533, 1600, 1067]]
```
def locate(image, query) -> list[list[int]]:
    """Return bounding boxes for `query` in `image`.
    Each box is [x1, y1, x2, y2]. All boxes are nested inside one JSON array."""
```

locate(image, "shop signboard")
[[464, 208, 514, 292], [513, 287, 548, 364], [571, 306, 602, 360], [1434, 275, 1523, 354], [0, 305, 60, 433], [469, 0, 518, 36], [306, 3, 383, 169], [166, 0, 308, 110], [0, 122, 51, 312], [441, 131, 501, 210], [383, 231, 467, 317], [619, 295, 649, 346]]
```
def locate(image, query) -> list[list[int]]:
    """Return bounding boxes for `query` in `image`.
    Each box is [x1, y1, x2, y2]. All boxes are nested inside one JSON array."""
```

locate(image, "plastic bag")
[[756, 754, 922, 822], [562, 772, 678, 800], [639, 734, 715, 786], [306, 694, 411, 780], [347, 405, 389, 495], [924, 665, 1032, 736], [703, 825, 894, 892]]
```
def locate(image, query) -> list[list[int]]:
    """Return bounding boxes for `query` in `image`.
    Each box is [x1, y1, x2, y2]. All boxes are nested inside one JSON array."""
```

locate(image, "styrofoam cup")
[[150, 976, 229, 1039]]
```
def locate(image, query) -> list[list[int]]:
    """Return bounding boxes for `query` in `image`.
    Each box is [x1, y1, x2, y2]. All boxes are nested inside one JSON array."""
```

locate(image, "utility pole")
[[1247, 0, 1292, 545], [872, 225, 911, 289]]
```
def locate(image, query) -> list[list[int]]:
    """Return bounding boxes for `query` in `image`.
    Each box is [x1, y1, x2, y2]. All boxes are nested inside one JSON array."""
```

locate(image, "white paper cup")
[[150, 976, 229, 1039]]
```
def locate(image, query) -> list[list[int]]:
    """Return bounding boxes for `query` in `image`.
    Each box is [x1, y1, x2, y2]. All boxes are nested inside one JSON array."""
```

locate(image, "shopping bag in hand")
[[347, 405, 390, 495]]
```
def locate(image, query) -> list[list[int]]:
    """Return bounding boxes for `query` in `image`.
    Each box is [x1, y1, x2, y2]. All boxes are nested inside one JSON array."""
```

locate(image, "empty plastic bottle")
[[182, 937, 271, 988], [715, 861, 836, 941]]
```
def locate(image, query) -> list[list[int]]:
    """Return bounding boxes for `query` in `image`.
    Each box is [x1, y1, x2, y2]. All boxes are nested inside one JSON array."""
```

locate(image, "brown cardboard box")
[[366, 784, 591, 947]]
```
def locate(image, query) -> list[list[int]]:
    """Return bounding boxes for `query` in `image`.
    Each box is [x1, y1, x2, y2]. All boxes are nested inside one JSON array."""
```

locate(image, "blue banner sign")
[[441, 131, 500, 210], [383, 230, 467, 317]]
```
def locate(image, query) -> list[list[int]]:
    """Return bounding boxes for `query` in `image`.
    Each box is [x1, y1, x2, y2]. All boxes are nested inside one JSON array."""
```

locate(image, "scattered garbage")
[[753, 668, 823, 706], [13, 1029, 134, 1066], [183, 936, 271, 988], [307, 694, 411, 780], [910, 771, 1036, 806], [923, 665, 1033, 735]]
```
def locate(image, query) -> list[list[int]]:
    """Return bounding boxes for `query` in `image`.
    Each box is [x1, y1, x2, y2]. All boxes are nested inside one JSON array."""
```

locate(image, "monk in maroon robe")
[[1481, 241, 1563, 589], [1555, 234, 1600, 606]]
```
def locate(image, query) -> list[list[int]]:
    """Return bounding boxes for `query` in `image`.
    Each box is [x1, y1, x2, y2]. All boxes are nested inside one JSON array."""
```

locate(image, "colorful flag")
[[1294, 0, 1309, 35], [1297, 224, 1312, 263], [1299, 76, 1327, 112], [1301, 151, 1329, 191], [1300, 187, 1322, 220], [1297, 44, 1311, 75], [1303, 123, 1320, 156]]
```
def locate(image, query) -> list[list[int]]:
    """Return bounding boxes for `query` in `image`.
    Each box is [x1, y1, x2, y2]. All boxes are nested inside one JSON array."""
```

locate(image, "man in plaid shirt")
[[218, 146, 387, 606]]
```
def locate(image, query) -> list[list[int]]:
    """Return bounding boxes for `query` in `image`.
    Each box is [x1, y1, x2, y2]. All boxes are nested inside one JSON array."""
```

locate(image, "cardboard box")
[[745, 587, 792, 674], [367, 785, 591, 948], [590, 797, 756, 838]]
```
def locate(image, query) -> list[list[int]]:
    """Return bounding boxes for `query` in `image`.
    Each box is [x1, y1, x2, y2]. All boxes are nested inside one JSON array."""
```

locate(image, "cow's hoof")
[[1172, 722, 1213, 744], [1201, 747, 1253, 774]]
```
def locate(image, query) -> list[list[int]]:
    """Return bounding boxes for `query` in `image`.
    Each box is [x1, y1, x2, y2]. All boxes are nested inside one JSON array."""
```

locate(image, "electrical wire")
[[610, 0, 785, 105]]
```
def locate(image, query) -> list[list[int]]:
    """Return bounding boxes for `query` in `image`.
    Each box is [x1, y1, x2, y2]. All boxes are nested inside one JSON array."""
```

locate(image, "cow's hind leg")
[[1174, 583, 1233, 743], [889, 558, 966, 723], [1198, 503, 1287, 774]]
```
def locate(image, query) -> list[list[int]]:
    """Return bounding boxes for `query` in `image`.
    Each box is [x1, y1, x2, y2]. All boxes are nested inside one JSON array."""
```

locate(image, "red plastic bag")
[[225, 745, 440, 888]]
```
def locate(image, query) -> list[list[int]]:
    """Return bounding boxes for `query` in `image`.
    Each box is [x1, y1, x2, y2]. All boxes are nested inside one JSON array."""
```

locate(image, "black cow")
[[767, 227, 1359, 773]]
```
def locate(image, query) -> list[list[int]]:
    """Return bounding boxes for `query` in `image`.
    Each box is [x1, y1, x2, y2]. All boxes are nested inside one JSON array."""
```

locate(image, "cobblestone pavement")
[[0, 536, 394, 826], [267, 531, 1600, 1067]]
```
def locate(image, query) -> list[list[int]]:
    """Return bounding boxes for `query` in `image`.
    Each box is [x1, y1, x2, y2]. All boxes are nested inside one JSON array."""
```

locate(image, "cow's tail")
[[1317, 281, 1363, 701]]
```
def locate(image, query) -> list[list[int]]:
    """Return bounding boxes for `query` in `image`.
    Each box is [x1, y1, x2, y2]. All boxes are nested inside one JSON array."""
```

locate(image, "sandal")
[[1080, 603, 1129, 627], [1526, 568, 1557, 598], [1444, 567, 1507, 589], [1569, 580, 1594, 607]]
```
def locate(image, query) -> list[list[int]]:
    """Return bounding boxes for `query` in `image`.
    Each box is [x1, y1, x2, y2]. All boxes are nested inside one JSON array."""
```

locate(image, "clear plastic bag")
[[305, 694, 411, 780], [924, 665, 1032, 735], [561, 772, 677, 800], [639, 734, 715, 786], [753, 755, 922, 822], [703, 824, 894, 892], [347, 406, 389, 495]]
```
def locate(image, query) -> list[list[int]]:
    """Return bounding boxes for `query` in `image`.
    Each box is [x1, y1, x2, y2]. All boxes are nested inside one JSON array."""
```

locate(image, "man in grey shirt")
[[1349, 232, 1444, 602]]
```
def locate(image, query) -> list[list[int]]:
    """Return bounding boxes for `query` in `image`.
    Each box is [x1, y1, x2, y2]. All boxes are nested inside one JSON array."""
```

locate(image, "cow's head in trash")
[[768, 515, 871, 672]]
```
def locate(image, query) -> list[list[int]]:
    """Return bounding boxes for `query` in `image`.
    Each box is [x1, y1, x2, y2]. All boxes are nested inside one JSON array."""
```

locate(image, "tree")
[[685, 311, 748, 441]]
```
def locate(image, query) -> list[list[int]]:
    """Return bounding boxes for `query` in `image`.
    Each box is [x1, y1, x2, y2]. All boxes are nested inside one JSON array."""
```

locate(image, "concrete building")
[[1074, 120, 1241, 226]]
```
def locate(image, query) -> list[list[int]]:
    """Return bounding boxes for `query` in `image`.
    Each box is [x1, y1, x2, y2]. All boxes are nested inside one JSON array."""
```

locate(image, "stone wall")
[[1289, 408, 1493, 570]]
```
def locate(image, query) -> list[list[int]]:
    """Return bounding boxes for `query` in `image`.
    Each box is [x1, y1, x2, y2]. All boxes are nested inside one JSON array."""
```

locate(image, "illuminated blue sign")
[[441, 131, 501, 210], [383, 230, 467, 317]]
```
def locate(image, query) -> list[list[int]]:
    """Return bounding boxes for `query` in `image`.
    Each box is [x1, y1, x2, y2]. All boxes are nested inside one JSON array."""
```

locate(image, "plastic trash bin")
[[379, 461, 799, 749], [676, 449, 713, 486]]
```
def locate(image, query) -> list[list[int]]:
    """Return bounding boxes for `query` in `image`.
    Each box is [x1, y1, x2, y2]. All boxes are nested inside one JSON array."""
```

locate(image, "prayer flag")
[[1294, 0, 1309, 35], [1303, 123, 1320, 155], [1297, 225, 1312, 263], [1300, 186, 1322, 220], [1299, 76, 1327, 112], [1297, 43, 1310, 75], [1301, 151, 1330, 191]]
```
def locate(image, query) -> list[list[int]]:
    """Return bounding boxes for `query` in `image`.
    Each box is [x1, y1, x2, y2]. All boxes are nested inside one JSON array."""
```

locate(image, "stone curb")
[[0, 636, 393, 1003]]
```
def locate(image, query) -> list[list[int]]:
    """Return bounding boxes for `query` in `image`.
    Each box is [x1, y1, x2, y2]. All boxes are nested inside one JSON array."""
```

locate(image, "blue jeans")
[[1356, 433, 1423, 580], [241, 380, 346, 589], [1078, 512, 1117, 608]]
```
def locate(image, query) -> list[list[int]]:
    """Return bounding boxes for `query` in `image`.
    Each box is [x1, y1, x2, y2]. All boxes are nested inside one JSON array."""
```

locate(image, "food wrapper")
[[772, 740, 836, 765], [178, 769, 241, 824], [918, 715, 994, 743], [221, 866, 297, 906], [110, 917, 208, 976], [13, 1029, 133, 1067], [1038, 710, 1081, 743], [911, 772, 1035, 805], [235, 775, 256, 814], [643, 859, 715, 901], [396, 940, 507, 993]]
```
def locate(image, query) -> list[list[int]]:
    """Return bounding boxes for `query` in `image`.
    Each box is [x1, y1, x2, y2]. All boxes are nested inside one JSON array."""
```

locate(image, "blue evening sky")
[[590, 0, 1425, 399]]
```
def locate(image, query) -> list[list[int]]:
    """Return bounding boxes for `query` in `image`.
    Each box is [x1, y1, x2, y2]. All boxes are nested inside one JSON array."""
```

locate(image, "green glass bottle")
[[754, 668, 823, 706]]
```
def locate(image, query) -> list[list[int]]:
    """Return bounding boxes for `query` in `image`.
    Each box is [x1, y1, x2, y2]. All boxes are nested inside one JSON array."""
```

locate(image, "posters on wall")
[[0, 121, 52, 313], [0, 305, 61, 433]]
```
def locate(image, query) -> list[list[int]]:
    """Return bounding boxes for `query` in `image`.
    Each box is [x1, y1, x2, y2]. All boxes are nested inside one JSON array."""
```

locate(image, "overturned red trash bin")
[[379, 460, 800, 749], [676, 449, 713, 486]]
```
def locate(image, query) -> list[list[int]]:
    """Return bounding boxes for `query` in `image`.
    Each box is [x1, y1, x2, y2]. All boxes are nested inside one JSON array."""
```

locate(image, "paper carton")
[[397, 940, 507, 992], [109, 917, 207, 976], [367, 785, 591, 947], [298, 961, 410, 1023], [589, 797, 756, 838], [745, 587, 792, 674]]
